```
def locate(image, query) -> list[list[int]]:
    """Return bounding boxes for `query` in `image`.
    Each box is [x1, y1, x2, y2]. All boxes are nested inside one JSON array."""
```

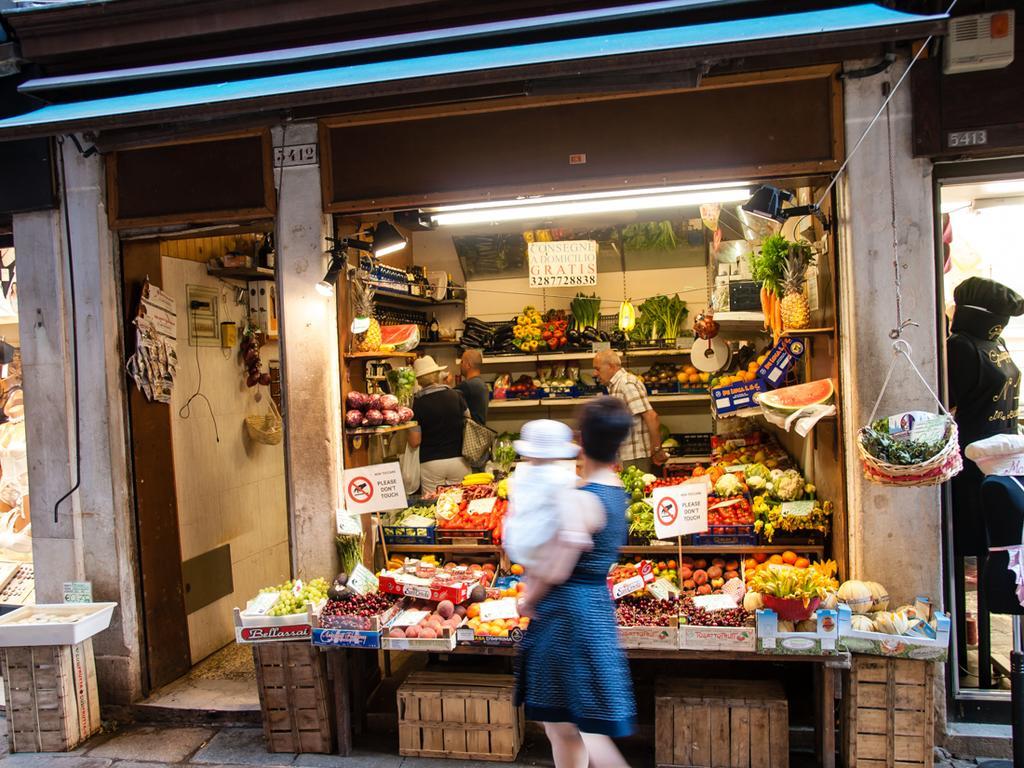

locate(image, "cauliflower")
[[747, 475, 767, 492], [714, 473, 744, 498], [641, 473, 657, 487], [744, 463, 772, 482], [773, 469, 806, 502]]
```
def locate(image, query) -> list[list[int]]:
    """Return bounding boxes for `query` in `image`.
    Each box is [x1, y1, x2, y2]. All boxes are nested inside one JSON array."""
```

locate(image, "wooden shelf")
[[344, 351, 417, 361], [386, 545, 502, 554], [345, 422, 418, 437], [625, 347, 695, 357], [620, 544, 826, 556], [417, 341, 459, 348], [207, 266, 275, 281], [372, 289, 465, 309], [488, 393, 711, 410], [782, 327, 835, 337], [649, 393, 711, 404], [383, 542, 825, 556], [479, 348, 695, 366]]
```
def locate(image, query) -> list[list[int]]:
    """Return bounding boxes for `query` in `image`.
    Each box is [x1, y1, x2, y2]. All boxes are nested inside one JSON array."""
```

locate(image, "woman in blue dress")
[[516, 396, 636, 768]]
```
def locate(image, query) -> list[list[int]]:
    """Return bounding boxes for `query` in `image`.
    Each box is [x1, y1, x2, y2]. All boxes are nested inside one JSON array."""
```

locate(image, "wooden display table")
[[318, 644, 847, 767]]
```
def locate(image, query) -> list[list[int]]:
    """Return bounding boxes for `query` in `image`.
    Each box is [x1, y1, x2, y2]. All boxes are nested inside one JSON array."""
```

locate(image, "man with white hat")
[[408, 355, 472, 495]]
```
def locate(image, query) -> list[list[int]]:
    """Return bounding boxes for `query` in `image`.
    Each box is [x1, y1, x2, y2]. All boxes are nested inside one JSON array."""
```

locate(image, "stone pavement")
[[0, 718, 566, 768]]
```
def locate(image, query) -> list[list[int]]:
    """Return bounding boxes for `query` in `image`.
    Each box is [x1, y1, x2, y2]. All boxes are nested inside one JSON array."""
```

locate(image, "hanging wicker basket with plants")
[[857, 341, 962, 487]]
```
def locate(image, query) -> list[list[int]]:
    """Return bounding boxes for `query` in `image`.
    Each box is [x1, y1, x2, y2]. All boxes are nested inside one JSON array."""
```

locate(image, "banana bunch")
[[523, 229, 554, 243], [463, 472, 495, 486]]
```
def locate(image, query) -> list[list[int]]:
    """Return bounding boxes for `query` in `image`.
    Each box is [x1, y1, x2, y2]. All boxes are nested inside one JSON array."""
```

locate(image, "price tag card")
[[392, 610, 430, 627], [693, 593, 739, 611], [780, 500, 815, 518], [245, 592, 279, 616], [479, 597, 519, 623], [291, 579, 305, 597], [62, 581, 93, 604], [647, 578, 678, 602], [652, 483, 708, 539], [346, 564, 379, 596], [467, 497, 497, 516], [909, 415, 947, 444]]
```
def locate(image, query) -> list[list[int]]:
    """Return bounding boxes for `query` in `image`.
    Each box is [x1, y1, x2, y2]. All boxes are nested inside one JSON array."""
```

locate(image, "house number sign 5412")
[[273, 143, 318, 167], [947, 130, 988, 148]]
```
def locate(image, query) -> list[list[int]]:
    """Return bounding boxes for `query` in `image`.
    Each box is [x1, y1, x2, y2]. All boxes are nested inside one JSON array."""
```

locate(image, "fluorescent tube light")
[[429, 185, 751, 226]]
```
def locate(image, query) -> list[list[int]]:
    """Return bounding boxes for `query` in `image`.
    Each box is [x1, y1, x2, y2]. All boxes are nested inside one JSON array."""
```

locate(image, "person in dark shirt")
[[457, 348, 488, 426], [408, 356, 472, 495]]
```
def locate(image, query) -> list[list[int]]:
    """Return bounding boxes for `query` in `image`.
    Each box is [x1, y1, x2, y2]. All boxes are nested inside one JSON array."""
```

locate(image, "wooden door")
[[121, 240, 191, 690]]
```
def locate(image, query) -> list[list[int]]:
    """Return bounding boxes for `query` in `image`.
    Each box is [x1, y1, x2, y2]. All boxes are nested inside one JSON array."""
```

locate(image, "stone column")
[[273, 123, 342, 579], [14, 137, 143, 704], [838, 62, 942, 602]]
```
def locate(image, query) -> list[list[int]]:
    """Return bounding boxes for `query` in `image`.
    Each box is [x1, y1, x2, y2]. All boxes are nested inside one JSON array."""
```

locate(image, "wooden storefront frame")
[[106, 128, 276, 230], [319, 64, 845, 214]]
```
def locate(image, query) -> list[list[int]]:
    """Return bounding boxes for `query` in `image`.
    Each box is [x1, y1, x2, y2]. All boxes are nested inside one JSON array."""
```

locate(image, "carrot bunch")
[[760, 286, 783, 344]]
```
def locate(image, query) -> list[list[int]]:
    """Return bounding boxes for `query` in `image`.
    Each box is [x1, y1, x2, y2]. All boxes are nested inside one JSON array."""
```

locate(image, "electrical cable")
[[178, 305, 221, 443], [53, 136, 83, 525], [813, 0, 959, 211]]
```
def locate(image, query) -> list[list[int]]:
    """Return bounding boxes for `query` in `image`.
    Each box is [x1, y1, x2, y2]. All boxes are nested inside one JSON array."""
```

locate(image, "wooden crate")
[[398, 672, 523, 762], [655, 678, 789, 768], [253, 641, 335, 754], [843, 657, 933, 768], [1, 640, 101, 752]]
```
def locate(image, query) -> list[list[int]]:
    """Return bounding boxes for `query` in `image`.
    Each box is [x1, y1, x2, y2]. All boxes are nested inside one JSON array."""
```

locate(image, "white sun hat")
[[965, 434, 1024, 476], [514, 419, 580, 460], [412, 355, 447, 379]]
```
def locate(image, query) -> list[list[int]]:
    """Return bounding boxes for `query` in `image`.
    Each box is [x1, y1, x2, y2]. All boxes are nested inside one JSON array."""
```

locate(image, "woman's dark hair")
[[578, 396, 632, 463]]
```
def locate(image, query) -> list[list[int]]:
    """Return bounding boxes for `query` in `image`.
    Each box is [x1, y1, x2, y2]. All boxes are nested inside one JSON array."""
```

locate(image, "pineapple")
[[350, 275, 382, 352], [779, 245, 814, 330]]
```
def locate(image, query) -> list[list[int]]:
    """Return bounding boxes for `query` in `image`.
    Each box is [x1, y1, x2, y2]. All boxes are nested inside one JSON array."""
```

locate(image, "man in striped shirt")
[[593, 349, 667, 473]]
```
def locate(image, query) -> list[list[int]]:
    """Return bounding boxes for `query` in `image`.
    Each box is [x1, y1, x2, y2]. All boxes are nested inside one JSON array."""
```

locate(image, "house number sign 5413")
[[273, 143, 318, 167], [947, 130, 988, 148]]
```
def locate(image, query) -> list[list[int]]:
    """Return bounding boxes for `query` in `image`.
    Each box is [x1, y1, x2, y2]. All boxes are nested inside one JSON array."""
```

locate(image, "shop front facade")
[[0, 0, 991, 758]]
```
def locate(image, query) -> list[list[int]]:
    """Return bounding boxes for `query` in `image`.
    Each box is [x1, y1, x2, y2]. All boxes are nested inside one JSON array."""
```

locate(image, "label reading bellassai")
[[756, 338, 805, 387], [712, 379, 767, 414]]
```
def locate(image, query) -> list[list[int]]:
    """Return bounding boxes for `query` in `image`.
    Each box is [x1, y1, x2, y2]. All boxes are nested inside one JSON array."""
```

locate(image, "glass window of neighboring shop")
[[0, 247, 30, 572]]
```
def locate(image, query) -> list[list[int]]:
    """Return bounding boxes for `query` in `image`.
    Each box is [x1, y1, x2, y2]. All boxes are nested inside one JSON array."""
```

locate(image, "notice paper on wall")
[[126, 278, 178, 403], [527, 240, 598, 288]]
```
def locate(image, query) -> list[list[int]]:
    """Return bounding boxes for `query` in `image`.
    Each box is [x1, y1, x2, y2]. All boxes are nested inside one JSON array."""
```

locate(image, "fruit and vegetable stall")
[[302, 212, 953, 767]]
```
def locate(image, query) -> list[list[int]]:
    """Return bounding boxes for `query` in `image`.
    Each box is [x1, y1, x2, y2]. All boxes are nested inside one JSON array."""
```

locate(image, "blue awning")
[[0, 3, 945, 139]]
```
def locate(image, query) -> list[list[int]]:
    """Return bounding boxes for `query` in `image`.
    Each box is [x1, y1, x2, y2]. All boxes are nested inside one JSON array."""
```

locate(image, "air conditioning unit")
[[943, 10, 1015, 74]]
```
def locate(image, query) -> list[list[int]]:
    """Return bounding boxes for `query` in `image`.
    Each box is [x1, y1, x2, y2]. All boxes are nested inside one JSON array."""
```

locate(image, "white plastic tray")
[[0, 602, 117, 646]]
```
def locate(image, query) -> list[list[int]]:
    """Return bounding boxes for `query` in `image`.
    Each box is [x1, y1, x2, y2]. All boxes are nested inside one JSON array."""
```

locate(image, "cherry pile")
[[616, 596, 678, 627], [320, 593, 396, 629], [679, 598, 750, 628]]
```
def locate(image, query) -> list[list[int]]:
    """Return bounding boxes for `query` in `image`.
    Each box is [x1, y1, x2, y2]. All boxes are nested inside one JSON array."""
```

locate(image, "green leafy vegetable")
[[751, 234, 789, 294], [860, 426, 949, 466], [635, 295, 689, 342], [570, 293, 602, 329], [622, 221, 678, 252]]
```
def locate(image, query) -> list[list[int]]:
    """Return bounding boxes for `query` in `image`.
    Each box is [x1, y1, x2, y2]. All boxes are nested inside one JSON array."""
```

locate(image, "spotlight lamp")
[[742, 185, 828, 227], [317, 235, 373, 297]]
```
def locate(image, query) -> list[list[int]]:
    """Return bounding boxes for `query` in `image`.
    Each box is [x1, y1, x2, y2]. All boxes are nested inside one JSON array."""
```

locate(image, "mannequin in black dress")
[[948, 277, 1024, 686]]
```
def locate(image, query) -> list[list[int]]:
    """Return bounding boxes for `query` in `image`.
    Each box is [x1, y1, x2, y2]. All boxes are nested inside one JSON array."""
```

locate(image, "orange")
[[510, 564, 525, 576], [467, 603, 480, 619], [795, 557, 811, 569], [667, 560, 677, 570], [744, 558, 758, 571], [782, 551, 798, 565], [768, 554, 785, 565], [504, 618, 517, 629], [753, 553, 768, 564], [482, 563, 496, 573]]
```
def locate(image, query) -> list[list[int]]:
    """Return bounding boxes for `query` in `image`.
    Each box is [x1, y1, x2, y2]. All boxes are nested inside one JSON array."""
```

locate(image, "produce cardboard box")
[[317, 599, 403, 632], [233, 604, 315, 643], [381, 626, 456, 652], [378, 573, 474, 604], [618, 625, 678, 650], [837, 605, 951, 661], [382, 523, 435, 545], [455, 625, 525, 647], [711, 379, 767, 416], [756, 337, 805, 388], [678, 622, 756, 652], [756, 608, 839, 655], [311, 627, 382, 649]]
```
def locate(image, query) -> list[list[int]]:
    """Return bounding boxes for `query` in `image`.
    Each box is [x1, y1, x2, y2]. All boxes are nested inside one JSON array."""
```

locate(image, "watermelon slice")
[[758, 379, 834, 412]]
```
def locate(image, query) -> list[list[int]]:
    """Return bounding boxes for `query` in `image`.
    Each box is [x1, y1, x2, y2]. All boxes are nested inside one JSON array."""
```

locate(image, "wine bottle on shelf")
[[428, 315, 440, 342]]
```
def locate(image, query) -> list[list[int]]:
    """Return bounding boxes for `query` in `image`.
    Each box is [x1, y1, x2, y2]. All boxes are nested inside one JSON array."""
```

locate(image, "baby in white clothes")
[[503, 419, 583, 570]]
